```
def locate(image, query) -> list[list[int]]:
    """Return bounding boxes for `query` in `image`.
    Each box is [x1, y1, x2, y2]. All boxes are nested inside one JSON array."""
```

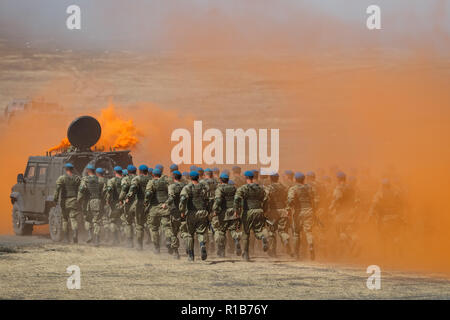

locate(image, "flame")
[[48, 137, 70, 153]]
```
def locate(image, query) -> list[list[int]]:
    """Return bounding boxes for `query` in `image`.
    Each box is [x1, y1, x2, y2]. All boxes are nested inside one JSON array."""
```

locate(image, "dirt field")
[[0, 235, 449, 300]]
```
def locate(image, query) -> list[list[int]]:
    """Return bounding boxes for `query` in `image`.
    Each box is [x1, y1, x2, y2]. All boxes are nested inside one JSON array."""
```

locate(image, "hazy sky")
[[0, 0, 448, 51]]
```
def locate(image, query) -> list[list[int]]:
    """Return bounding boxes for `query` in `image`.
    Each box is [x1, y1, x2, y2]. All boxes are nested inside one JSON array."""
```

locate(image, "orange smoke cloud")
[[48, 137, 70, 153]]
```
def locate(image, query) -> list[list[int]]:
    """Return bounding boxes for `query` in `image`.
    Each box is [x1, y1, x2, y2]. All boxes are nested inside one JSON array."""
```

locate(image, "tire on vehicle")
[[12, 204, 33, 236]]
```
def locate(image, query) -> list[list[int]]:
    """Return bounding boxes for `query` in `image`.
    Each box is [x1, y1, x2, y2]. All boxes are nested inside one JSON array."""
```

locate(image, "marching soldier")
[[53, 163, 81, 243], [79, 164, 95, 243], [105, 166, 123, 245], [126, 164, 152, 250], [212, 172, 241, 257], [145, 168, 173, 254], [77, 166, 106, 246], [179, 171, 210, 261], [202, 168, 218, 250], [167, 170, 186, 259], [287, 172, 316, 260], [96, 168, 109, 243], [119, 165, 137, 248], [234, 170, 269, 261], [264, 172, 291, 256]]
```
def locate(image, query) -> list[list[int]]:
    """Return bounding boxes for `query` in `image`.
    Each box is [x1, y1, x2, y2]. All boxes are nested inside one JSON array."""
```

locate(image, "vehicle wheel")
[[49, 206, 63, 242], [12, 205, 33, 236]]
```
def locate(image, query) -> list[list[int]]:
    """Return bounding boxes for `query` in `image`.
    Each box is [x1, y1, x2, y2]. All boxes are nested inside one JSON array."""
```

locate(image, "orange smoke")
[[48, 137, 70, 153], [95, 104, 142, 150]]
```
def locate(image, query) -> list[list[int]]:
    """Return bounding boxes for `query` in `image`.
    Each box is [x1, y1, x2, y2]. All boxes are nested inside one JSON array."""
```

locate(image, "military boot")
[[127, 237, 134, 248], [72, 229, 78, 244], [235, 239, 242, 256], [200, 241, 208, 261], [261, 236, 269, 252], [94, 234, 100, 247], [136, 236, 143, 251], [112, 231, 120, 246], [86, 229, 93, 244], [309, 244, 315, 261], [173, 249, 180, 260], [188, 249, 194, 261], [293, 237, 301, 260], [283, 239, 292, 257], [217, 245, 225, 258], [63, 231, 70, 244], [242, 250, 250, 261], [145, 229, 152, 245], [103, 229, 110, 244], [166, 241, 173, 255]]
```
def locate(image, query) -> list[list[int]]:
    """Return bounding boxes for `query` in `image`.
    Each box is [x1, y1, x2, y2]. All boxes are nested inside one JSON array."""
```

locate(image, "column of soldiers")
[[53, 162, 405, 263]]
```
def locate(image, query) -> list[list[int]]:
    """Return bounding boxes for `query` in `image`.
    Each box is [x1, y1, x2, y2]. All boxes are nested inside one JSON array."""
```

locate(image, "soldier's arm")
[[286, 186, 296, 213], [118, 179, 129, 202], [328, 187, 342, 211], [126, 177, 139, 201], [179, 185, 189, 215], [144, 180, 154, 207], [166, 184, 176, 207], [77, 179, 87, 202], [233, 185, 246, 215], [212, 187, 223, 213], [53, 176, 64, 203]]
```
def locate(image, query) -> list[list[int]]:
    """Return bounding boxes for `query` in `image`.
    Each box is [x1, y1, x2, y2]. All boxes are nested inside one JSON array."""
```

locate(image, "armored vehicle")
[[10, 116, 133, 241]]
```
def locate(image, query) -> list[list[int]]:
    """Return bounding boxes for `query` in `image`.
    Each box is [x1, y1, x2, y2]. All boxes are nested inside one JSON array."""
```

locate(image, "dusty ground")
[[0, 235, 449, 300]]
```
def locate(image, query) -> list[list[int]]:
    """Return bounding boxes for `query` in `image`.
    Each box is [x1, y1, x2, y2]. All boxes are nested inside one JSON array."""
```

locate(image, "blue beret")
[[172, 170, 181, 176], [306, 171, 315, 177], [153, 168, 162, 175], [182, 171, 189, 176], [294, 172, 305, 180], [96, 168, 104, 174], [252, 169, 259, 173], [204, 168, 212, 173], [284, 170, 294, 176], [220, 173, 229, 179], [190, 171, 199, 178], [64, 163, 74, 169], [197, 167, 204, 172], [212, 167, 219, 172], [86, 164, 95, 170], [228, 179, 235, 185], [336, 171, 346, 179], [170, 164, 179, 170], [139, 164, 148, 171], [244, 170, 254, 178], [127, 165, 137, 172], [122, 169, 128, 175], [190, 165, 197, 171], [155, 164, 163, 170], [114, 166, 122, 172], [148, 167, 153, 173]]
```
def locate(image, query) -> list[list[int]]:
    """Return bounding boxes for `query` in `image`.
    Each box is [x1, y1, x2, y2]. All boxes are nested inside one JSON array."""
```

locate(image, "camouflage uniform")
[[105, 175, 123, 244], [264, 182, 291, 256], [232, 175, 246, 188], [212, 182, 241, 256], [98, 176, 109, 240], [287, 183, 315, 259], [77, 175, 105, 244], [201, 176, 218, 249], [145, 176, 173, 252], [234, 183, 269, 260], [126, 174, 152, 249], [167, 180, 186, 256], [119, 173, 136, 245], [53, 173, 81, 241], [179, 182, 210, 260]]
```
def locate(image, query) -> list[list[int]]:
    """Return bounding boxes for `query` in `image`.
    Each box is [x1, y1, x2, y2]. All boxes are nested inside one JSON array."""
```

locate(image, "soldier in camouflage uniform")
[[202, 168, 218, 250], [179, 171, 210, 261], [264, 172, 291, 256], [126, 164, 152, 250], [96, 168, 109, 243], [78, 164, 95, 243], [166, 170, 186, 259], [145, 168, 173, 254], [212, 172, 241, 257], [78, 166, 106, 246], [231, 166, 246, 188], [282, 170, 295, 189], [53, 163, 81, 243], [369, 178, 404, 249], [287, 172, 316, 260], [119, 165, 137, 248], [105, 166, 123, 245], [234, 170, 269, 261], [212, 167, 220, 180]]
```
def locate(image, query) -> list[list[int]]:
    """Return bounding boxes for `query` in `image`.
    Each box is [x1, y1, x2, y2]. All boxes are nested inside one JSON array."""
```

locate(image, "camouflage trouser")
[[132, 201, 146, 241], [184, 210, 209, 251], [170, 216, 182, 250], [61, 206, 80, 233], [240, 209, 269, 253], [292, 208, 314, 253], [102, 212, 110, 233], [211, 214, 241, 251], [266, 209, 290, 254], [147, 205, 173, 249], [121, 203, 134, 239], [109, 206, 122, 233]]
